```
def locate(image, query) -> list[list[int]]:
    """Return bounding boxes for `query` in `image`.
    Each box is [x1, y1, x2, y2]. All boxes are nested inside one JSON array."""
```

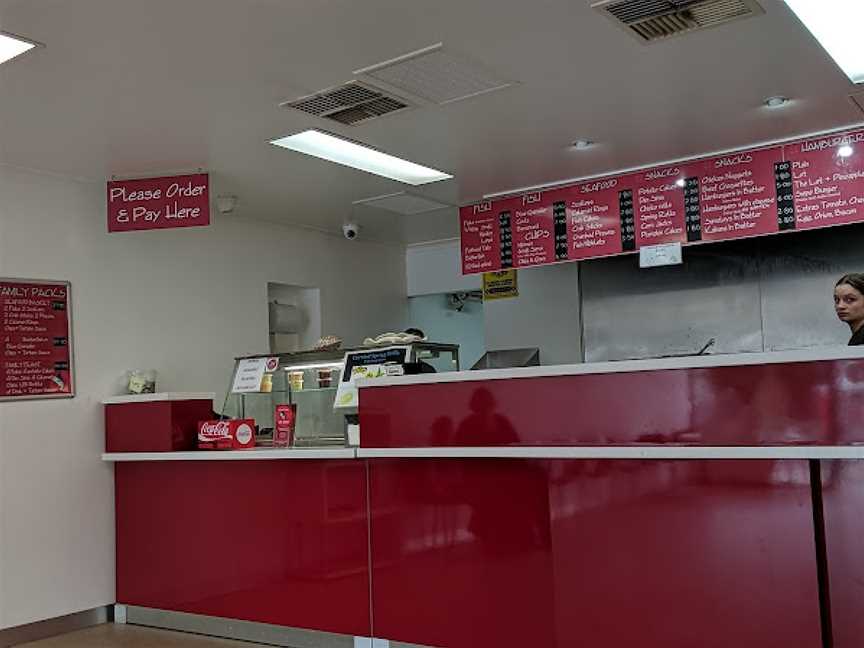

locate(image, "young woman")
[[834, 274, 864, 346]]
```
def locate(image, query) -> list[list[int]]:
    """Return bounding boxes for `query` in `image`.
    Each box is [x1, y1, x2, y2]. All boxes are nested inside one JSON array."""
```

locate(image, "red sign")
[[697, 147, 782, 241], [0, 280, 73, 400], [274, 404, 296, 448], [786, 130, 864, 231], [198, 419, 256, 450], [107, 173, 210, 233], [459, 128, 864, 274]]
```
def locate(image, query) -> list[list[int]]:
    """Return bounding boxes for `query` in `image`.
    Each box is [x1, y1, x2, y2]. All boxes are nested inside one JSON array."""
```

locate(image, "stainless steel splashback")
[[581, 226, 860, 362]]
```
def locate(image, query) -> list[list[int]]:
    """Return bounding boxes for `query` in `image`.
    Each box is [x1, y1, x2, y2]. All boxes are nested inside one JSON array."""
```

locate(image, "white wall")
[[406, 241, 482, 296], [405, 240, 583, 365], [483, 263, 582, 365], [0, 165, 407, 629], [407, 294, 485, 369]]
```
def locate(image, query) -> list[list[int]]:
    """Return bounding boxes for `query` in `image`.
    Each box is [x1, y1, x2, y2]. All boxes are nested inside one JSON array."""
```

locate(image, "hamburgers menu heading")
[[0, 280, 73, 400], [460, 128, 864, 274]]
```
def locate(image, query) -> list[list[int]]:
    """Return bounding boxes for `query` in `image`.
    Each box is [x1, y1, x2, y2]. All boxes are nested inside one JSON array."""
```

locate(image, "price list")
[[775, 161, 796, 231], [553, 201, 568, 261], [683, 178, 702, 242], [499, 211, 513, 269], [459, 207, 500, 273], [459, 128, 864, 274], [787, 130, 864, 231], [619, 189, 636, 252], [0, 281, 73, 400]]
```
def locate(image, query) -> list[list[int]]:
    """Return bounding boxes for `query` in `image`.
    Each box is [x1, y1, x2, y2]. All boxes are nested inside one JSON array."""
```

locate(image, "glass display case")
[[221, 343, 460, 447]]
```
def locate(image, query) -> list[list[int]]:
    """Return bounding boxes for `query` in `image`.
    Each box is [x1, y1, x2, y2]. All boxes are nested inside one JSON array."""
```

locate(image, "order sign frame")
[[0, 278, 75, 402]]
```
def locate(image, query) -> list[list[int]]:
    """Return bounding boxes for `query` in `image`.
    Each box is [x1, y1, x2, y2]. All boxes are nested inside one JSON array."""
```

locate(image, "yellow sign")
[[483, 270, 518, 301]]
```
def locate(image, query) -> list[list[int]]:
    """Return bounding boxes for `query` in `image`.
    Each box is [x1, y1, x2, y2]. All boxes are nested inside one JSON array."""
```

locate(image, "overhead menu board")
[[0, 279, 74, 401], [459, 128, 864, 274]]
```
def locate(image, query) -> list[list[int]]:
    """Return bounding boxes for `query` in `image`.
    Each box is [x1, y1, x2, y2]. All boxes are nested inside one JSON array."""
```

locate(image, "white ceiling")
[[0, 0, 861, 244]]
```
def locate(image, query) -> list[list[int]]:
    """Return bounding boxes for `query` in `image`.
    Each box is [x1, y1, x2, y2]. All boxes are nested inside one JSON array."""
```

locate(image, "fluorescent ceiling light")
[[783, 1, 864, 83], [0, 32, 37, 65], [270, 130, 453, 186]]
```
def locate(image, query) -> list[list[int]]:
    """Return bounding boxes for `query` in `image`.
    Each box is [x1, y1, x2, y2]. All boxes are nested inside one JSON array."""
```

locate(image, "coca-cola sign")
[[198, 419, 255, 450]]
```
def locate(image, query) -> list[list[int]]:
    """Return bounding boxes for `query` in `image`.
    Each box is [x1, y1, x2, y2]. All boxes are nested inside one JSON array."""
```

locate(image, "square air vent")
[[355, 43, 514, 105], [353, 192, 453, 216], [280, 80, 412, 126], [592, 0, 764, 43]]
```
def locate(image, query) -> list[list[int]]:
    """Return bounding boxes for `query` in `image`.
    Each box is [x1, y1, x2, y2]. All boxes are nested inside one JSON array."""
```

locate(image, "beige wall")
[[0, 165, 407, 628]]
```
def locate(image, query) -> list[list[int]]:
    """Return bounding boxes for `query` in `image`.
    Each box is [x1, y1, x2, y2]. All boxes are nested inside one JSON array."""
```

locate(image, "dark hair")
[[836, 273, 864, 295]]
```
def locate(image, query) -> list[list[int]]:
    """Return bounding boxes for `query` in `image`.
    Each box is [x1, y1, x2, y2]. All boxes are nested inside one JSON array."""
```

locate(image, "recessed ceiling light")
[[0, 31, 38, 66], [765, 96, 790, 108], [838, 144, 855, 158], [783, 0, 864, 84], [270, 130, 452, 186], [571, 139, 594, 150]]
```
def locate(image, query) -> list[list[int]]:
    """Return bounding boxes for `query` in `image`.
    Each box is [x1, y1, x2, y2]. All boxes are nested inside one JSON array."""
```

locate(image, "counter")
[[108, 349, 864, 648]]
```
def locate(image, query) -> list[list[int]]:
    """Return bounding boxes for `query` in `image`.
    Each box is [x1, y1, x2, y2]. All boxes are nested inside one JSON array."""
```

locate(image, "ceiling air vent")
[[281, 81, 412, 126], [592, 0, 764, 43]]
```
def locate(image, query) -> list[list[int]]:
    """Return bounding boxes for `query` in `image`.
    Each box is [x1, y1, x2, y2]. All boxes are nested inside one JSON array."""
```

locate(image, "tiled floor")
[[17, 624, 265, 647]]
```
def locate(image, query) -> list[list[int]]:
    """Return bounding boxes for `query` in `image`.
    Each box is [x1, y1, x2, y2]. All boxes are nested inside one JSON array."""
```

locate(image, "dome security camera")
[[342, 223, 360, 240]]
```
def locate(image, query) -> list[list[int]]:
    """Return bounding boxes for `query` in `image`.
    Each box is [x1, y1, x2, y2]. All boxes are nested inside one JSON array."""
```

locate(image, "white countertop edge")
[[102, 448, 357, 461], [357, 347, 864, 388], [102, 392, 216, 405], [356, 446, 864, 460]]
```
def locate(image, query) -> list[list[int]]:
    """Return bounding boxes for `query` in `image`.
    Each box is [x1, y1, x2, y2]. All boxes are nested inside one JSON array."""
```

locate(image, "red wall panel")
[[115, 460, 371, 637], [360, 360, 864, 447], [820, 460, 864, 648], [368, 458, 822, 648]]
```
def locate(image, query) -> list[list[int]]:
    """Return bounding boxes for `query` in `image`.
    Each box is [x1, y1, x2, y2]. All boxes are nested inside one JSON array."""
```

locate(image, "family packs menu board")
[[0, 280, 73, 400], [460, 128, 864, 274]]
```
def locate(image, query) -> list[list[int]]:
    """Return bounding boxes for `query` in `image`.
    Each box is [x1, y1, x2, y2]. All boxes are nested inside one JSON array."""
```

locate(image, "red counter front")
[[112, 350, 864, 647]]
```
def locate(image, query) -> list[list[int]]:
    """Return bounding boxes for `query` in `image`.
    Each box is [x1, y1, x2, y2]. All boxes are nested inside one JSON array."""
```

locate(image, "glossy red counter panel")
[[820, 460, 864, 648], [360, 360, 864, 447], [115, 460, 370, 637], [368, 459, 821, 648]]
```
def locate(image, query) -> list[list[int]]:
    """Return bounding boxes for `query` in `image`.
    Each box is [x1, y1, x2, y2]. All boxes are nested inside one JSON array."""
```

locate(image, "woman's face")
[[834, 283, 864, 324]]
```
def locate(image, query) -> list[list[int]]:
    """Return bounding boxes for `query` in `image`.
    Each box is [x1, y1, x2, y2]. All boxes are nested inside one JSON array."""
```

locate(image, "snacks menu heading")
[[460, 128, 864, 274], [0, 280, 73, 400]]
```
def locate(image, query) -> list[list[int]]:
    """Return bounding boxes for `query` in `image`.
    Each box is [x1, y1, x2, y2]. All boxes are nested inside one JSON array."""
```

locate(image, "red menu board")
[[0, 280, 73, 400], [460, 202, 502, 274], [631, 164, 690, 247], [107, 173, 210, 233], [459, 127, 864, 274], [697, 147, 782, 241], [555, 178, 630, 259], [510, 193, 556, 268], [786, 130, 864, 231]]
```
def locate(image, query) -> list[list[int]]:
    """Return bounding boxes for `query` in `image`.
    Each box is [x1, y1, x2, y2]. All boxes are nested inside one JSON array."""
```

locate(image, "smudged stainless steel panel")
[[581, 242, 764, 362], [581, 227, 864, 362], [759, 228, 860, 351]]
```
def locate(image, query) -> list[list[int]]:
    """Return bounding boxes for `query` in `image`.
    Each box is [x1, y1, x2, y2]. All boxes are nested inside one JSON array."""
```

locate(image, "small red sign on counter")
[[198, 419, 256, 450], [0, 280, 73, 400], [274, 404, 296, 448], [107, 173, 210, 233]]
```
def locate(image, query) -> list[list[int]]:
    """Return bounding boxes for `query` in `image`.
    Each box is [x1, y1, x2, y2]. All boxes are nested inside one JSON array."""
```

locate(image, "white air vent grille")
[[355, 44, 513, 106], [353, 192, 452, 216], [593, 0, 763, 43], [281, 81, 411, 126]]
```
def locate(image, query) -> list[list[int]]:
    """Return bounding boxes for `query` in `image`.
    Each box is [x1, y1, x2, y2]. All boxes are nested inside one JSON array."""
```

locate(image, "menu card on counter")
[[459, 127, 864, 274], [0, 280, 73, 400]]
